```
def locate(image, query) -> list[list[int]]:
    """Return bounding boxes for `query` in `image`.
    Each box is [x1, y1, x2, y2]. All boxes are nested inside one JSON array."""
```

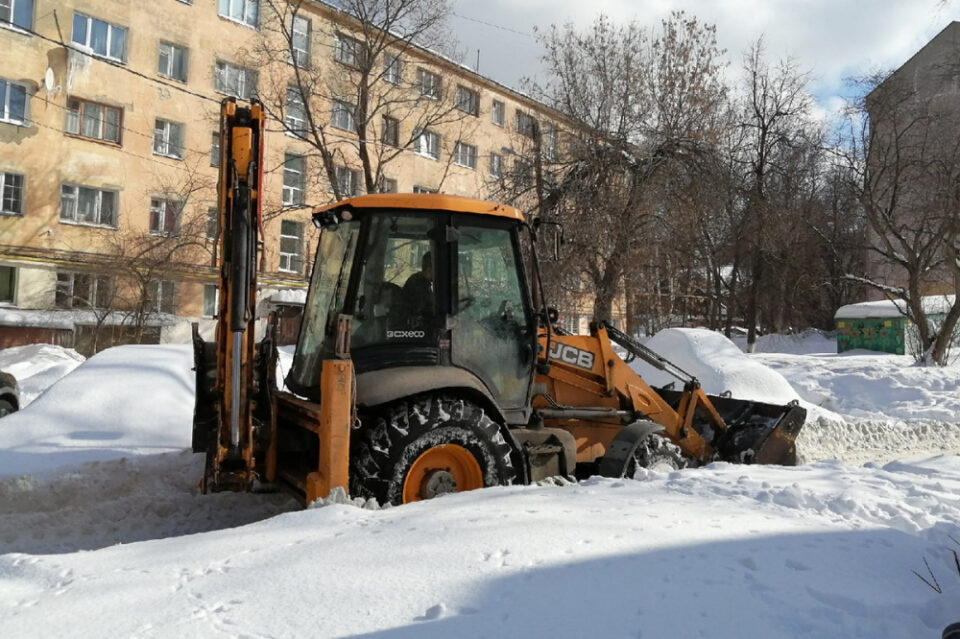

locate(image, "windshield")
[[287, 219, 361, 393]]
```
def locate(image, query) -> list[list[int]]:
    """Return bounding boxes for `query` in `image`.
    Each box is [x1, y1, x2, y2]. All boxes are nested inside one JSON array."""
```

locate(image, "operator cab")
[[287, 194, 539, 419]]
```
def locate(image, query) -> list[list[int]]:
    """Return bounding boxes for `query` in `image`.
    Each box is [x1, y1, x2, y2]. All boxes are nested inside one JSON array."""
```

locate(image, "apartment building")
[[0, 0, 561, 351]]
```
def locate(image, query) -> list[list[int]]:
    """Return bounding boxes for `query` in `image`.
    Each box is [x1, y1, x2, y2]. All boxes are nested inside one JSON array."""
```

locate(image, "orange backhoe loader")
[[192, 99, 805, 505]]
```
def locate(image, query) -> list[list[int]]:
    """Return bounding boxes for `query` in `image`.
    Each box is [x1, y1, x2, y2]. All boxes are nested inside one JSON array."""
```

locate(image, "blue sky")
[[450, 0, 956, 119]]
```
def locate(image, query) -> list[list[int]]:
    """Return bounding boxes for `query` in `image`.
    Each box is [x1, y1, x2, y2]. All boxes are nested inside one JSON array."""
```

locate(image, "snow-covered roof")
[[264, 289, 308, 306], [0, 307, 175, 330], [834, 295, 956, 319]]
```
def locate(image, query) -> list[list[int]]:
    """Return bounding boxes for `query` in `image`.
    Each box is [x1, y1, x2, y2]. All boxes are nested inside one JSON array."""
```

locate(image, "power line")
[[451, 11, 536, 40]]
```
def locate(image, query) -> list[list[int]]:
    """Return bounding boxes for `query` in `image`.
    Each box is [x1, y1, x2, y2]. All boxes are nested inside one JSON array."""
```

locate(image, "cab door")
[[450, 220, 536, 415]]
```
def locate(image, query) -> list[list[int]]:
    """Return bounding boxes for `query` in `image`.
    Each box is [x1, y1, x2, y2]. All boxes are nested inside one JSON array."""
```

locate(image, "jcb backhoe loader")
[[192, 99, 805, 505]]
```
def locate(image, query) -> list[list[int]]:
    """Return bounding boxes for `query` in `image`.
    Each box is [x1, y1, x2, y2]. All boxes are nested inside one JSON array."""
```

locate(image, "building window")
[[379, 176, 397, 193], [453, 141, 477, 169], [72, 12, 127, 62], [55, 272, 112, 309], [335, 166, 361, 197], [210, 132, 220, 166], [381, 115, 398, 147], [542, 124, 557, 161], [413, 185, 437, 194], [383, 52, 402, 84], [217, 0, 258, 28], [150, 280, 176, 314], [513, 158, 532, 187], [157, 42, 188, 82], [331, 99, 356, 131], [417, 68, 441, 99], [455, 86, 479, 116], [153, 119, 184, 159], [203, 284, 218, 317], [206, 207, 218, 240], [0, 265, 14, 305], [492, 99, 504, 126], [0, 0, 32, 30], [0, 171, 24, 216], [279, 220, 303, 273], [283, 153, 305, 206], [414, 129, 440, 159], [489, 152, 503, 178], [285, 86, 307, 137], [215, 61, 257, 100], [289, 14, 310, 68], [0, 79, 27, 125], [60, 184, 117, 227], [516, 111, 536, 138], [65, 98, 121, 144], [334, 33, 364, 68], [149, 198, 181, 235]]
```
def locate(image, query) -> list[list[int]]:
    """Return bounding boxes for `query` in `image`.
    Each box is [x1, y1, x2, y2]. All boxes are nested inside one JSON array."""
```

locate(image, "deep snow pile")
[[1, 453, 959, 638], [0, 345, 193, 476], [0, 344, 85, 406]]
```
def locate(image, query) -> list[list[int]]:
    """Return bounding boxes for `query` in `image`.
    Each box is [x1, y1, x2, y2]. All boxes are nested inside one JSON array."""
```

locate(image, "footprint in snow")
[[738, 557, 759, 571], [415, 603, 447, 621]]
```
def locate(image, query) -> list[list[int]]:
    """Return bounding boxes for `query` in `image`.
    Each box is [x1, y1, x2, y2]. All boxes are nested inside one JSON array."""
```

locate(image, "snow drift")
[[0, 345, 193, 476]]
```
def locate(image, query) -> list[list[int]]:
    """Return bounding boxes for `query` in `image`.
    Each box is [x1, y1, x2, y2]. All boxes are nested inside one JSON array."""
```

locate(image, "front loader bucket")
[[654, 389, 806, 466]]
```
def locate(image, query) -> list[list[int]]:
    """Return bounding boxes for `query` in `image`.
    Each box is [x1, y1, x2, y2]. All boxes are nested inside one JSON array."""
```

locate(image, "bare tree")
[[253, 0, 470, 204], [840, 68, 960, 364], [734, 38, 814, 351], [516, 12, 727, 325]]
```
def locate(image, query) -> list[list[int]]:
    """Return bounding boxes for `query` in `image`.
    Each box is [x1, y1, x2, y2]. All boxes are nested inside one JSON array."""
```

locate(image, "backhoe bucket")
[[655, 389, 806, 465]]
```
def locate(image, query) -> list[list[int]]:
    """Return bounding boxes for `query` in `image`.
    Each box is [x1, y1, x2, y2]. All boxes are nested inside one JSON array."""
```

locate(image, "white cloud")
[[451, 0, 955, 109]]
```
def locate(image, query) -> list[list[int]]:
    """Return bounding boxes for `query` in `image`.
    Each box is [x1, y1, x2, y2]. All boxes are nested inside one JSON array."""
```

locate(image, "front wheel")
[[0, 399, 15, 418], [351, 396, 517, 505], [627, 435, 689, 477]]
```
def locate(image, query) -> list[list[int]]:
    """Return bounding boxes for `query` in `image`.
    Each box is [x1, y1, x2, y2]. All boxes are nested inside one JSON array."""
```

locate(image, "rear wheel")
[[350, 395, 517, 505], [0, 399, 15, 418]]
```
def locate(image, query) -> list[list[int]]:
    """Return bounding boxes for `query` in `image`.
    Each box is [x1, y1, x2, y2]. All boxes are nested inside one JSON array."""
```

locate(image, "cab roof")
[[311, 193, 525, 222]]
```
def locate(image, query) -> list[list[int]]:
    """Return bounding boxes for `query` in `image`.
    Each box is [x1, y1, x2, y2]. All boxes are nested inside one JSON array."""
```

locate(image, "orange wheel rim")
[[402, 444, 483, 503]]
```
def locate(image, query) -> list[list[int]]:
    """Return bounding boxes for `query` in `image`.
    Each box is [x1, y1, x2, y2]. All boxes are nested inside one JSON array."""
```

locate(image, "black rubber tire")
[[350, 395, 517, 505], [0, 399, 15, 418], [626, 435, 689, 477]]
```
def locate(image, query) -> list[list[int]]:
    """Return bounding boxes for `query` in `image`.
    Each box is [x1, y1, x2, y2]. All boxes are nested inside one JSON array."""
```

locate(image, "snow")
[[0, 344, 84, 406], [1, 337, 959, 637], [835, 295, 956, 319]]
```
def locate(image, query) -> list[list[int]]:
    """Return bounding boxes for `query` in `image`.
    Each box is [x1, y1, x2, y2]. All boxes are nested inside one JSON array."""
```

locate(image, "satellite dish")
[[44, 67, 55, 92]]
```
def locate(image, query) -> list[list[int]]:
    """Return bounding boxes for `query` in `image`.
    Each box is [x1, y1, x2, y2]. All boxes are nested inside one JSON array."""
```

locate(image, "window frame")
[[414, 128, 440, 160], [0, 0, 33, 31], [157, 41, 189, 82], [453, 141, 477, 169], [149, 197, 182, 236], [331, 98, 356, 132], [516, 111, 536, 138], [55, 271, 113, 310], [0, 78, 28, 126], [278, 219, 304, 273], [417, 68, 441, 99], [455, 85, 479, 117], [202, 283, 218, 318], [0, 265, 15, 305], [489, 152, 503, 178], [214, 60, 257, 100], [153, 118, 185, 160], [334, 32, 364, 68], [59, 183, 118, 228], [334, 165, 361, 197], [289, 13, 311, 68], [285, 86, 307, 137], [65, 97, 122, 144], [71, 12, 128, 62], [381, 114, 399, 147], [217, 0, 258, 28], [283, 153, 306, 206], [150, 279, 177, 314], [383, 52, 402, 84], [210, 132, 220, 166], [492, 99, 505, 127], [0, 170, 25, 216]]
